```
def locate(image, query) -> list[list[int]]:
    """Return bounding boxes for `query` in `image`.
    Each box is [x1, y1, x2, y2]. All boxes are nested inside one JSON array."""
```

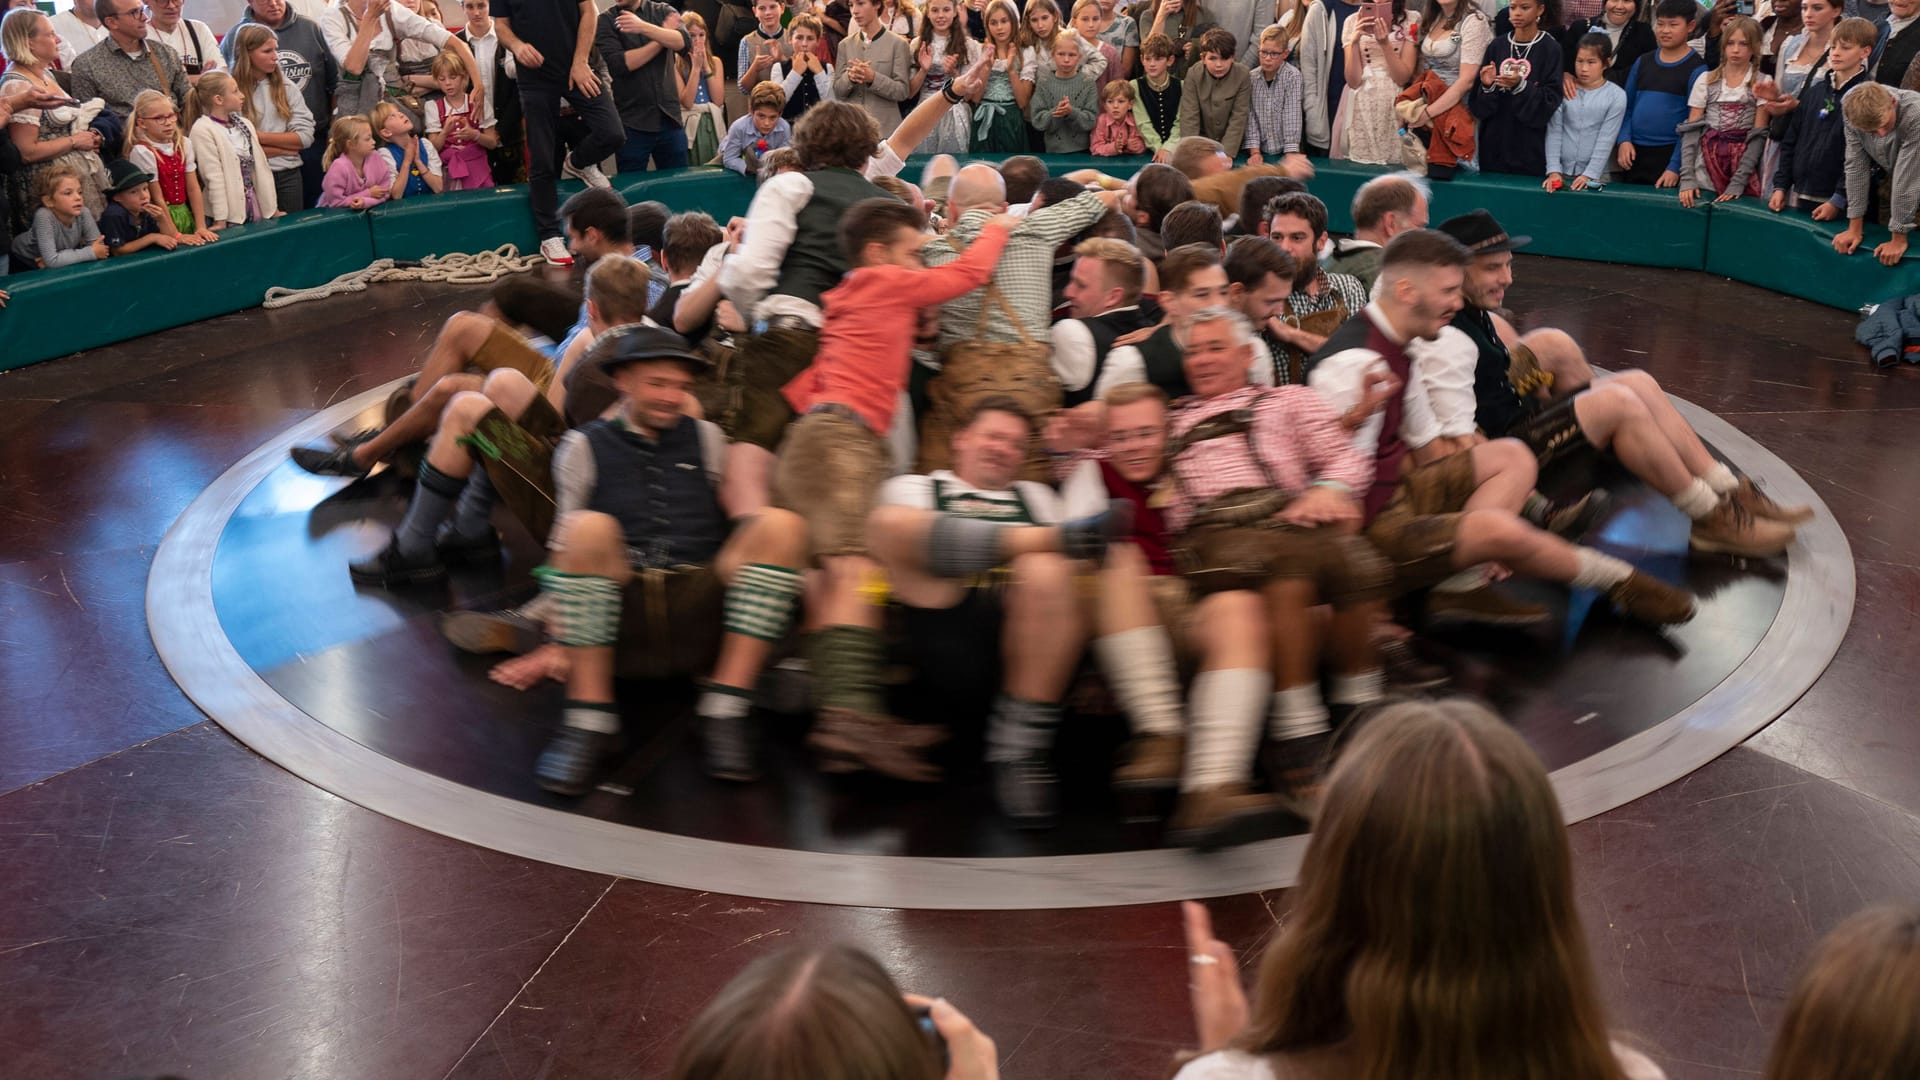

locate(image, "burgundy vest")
[[1099, 459, 1174, 575], [1310, 313, 1413, 522]]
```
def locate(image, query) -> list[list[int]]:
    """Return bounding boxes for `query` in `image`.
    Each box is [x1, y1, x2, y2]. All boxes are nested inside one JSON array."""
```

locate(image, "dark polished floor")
[[3, 260, 1918, 1079]]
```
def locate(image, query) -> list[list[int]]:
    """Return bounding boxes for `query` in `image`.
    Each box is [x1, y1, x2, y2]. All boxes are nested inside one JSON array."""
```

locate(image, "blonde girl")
[[910, 0, 982, 153], [123, 90, 217, 245], [677, 11, 727, 164], [185, 72, 278, 227], [1018, 0, 1066, 83], [369, 99, 443, 199], [232, 25, 316, 213], [1069, 0, 1120, 88], [317, 114, 395, 209], [878, 0, 918, 37], [425, 49, 497, 189], [1679, 14, 1766, 206], [972, 0, 1032, 150]]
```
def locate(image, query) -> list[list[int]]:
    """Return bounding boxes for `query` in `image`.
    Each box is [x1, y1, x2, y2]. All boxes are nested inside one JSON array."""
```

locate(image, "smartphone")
[[910, 1005, 950, 1072], [1360, 0, 1394, 29]]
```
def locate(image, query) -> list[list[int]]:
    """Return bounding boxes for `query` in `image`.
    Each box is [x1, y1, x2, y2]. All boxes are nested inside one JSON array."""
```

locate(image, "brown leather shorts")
[[722, 326, 818, 451], [1178, 521, 1391, 607], [771, 408, 892, 558], [1364, 451, 1477, 592], [468, 397, 566, 546], [616, 566, 724, 680]]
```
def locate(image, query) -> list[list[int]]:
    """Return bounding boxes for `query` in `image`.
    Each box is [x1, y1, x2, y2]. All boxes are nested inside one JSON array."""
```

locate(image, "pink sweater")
[[318, 152, 395, 208]]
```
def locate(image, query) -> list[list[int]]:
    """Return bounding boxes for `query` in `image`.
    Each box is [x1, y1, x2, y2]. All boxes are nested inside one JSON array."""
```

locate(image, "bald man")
[[1325, 172, 1430, 292]]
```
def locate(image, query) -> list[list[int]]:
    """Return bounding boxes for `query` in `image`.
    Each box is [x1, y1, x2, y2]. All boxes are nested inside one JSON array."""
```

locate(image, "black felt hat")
[[592, 324, 711, 374], [104, 159, 156, 197], [1436, 209, 1532, 255]]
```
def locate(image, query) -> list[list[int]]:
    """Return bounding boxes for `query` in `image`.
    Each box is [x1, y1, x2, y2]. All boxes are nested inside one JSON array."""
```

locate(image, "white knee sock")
[[1702, 462, 1739, 494], [1269, 683, 1329, 741], [1094, 627, 1184, 737], [1183, 668, 1270, 793], [1672, 477, 1720, 520], [1328, 669, 1385, 707], [1569, 548, 1634, 591]]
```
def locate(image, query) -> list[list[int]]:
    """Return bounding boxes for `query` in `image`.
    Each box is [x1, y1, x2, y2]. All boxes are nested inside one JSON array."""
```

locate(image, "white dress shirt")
[[1306, 302, 1443, 458], [1405, 325, 1481, 440], [50, 10, 110, 69]]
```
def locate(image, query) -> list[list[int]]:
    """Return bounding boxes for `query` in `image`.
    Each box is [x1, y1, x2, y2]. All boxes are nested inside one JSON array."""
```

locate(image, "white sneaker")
[[561, 158, 612, 190], [539, 236, 574, 266]]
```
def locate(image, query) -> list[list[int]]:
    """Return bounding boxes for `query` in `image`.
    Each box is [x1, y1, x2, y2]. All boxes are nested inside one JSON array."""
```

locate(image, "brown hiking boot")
[[1732, 477, 1814, 526], [1113, 733, 1185, 791], [1690, 496, 1795, 558], [1425, 588, 1553, 628], [1166, 784, 1297, 851], [1606, 571, 1697, 626], [1375, 634, 1449, 691], [807, 707, 946, 783]]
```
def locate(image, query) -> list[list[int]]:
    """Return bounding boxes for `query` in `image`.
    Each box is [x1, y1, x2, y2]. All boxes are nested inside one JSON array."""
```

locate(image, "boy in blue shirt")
[[1614, 0, 1709, 186], [721, 81, 795, 175]]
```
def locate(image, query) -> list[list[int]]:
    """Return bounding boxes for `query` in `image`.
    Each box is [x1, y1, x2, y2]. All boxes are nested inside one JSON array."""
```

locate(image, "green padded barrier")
[[618, 166, 758, 225], [1706, 200, 1920, 312], [367, 184, 540, 260], [0, 208, 375, 373], [1425, 170, 1707, 270]]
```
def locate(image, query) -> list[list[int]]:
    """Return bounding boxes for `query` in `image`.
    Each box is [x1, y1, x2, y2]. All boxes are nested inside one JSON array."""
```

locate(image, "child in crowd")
[[738, 0, 790, 94], [679, 12, 728, 164], [1679, 15, 1767, 206], [722, 82, 795, 174], [1020, 0, 1068, 85], [317, 115, 396, 210], [124, 90, 217, 245], [973, 0, 1031, 151], [1134, 32, 1184, 160], [910, 0, 982, 154], [9, 166, 105, 269], [372, 100, 444, 200], [98, 160, 182, 257], [1545, 33, 1628, 189], [1338, 0, 1415, 164], [1833, 82, 1920, 265], [1033, 28, 1101, 150], [1070, 0, 1123, 88], [1244, 23, 1303, 166], [1095, 0, 1140, 78], [1615, 0, 1708, 186], [1179, 28, 1252, 161], [426, 49, 498, 191], [231, 25, 314, 213], [774, 14, 835, 122], [1470, 0, 1563, 175], [1770, 16, 1876, 217], [1093, 79, 1148, 153], [185, 72, 278, 228]]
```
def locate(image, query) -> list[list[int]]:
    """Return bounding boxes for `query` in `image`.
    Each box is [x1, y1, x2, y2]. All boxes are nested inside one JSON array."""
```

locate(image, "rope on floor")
[[262, 245, 544, 309]]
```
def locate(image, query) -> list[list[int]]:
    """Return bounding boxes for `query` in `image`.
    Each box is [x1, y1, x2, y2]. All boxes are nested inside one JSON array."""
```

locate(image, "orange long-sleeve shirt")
[[782, 220, 1013, 434]]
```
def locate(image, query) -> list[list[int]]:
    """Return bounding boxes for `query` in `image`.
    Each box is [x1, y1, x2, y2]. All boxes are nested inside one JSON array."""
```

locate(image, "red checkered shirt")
[[1163, 384, 1372, 534]]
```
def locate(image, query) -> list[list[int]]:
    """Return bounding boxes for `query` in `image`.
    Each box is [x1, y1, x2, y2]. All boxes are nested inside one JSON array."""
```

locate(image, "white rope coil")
[[262, 244, 544, 309]]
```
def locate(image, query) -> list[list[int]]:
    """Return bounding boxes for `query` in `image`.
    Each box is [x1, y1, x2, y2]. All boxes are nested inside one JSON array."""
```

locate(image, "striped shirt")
[[922, 190, 1107, 346], [1163, 384, 1372, 534], [1244, 62, 1304, 155]]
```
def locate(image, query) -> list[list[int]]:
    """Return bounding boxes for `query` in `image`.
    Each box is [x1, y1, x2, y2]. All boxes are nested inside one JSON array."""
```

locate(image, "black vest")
[[1450, 306, 1528, 438], [581, 416, 727, 569], [770, 167, 886, 311], [783, 68, 822, 121], [1137, 325, 1193, 400], [1065, 306, 1159, 408], [1881, 19, 1920, 87]]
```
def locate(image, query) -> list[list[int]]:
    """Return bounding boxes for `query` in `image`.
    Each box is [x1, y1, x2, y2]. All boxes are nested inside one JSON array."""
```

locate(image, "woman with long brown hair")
[[1761, 904, 1920, 1080], [1177, 699, 1664, 1080]]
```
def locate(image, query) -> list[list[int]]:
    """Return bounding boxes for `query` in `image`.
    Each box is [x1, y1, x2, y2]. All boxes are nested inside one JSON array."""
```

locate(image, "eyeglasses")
[[104, 5, 153, 20], [1257, 48, 1287, 57]]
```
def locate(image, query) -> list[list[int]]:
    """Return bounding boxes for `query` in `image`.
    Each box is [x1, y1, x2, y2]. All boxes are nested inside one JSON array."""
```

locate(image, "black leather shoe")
[[292, 443, 372, 478], [535, 727, 619, 795], [702, 710, 759, 783], [434, 525, 502, 568], [349, 537, 446, 587], [993, 755, 1059, 829]]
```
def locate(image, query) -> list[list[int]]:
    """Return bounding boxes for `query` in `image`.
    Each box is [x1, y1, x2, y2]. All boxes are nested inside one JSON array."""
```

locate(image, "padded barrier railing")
[[3, 156, 1911, 373]]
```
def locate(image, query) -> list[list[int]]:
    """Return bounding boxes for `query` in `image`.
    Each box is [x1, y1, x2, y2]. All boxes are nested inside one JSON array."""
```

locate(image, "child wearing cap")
[[98, 160, 184, 258]]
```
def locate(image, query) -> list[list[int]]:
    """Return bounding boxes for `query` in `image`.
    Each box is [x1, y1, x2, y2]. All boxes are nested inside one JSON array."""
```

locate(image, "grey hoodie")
[[220, 9, 339, 124]]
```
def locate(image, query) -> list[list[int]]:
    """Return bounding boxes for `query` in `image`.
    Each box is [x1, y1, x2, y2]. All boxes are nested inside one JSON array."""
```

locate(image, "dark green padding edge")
[[4, 156, 1915, 372]]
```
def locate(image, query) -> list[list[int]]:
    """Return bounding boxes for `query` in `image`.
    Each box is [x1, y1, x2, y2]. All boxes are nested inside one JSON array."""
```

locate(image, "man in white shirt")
[[51, 1, 111, 69], [146, 0, 225, 84], [1308, 229, 1697, 627], [1092, 243, 1273, 400], [1051, 237, 1160, 406], [867, 397, 1123, 828]]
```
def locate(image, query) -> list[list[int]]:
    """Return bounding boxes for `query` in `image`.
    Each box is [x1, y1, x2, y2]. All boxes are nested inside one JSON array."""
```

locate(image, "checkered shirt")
[[1245, 63, 1304, 155], [922, 190, 1106, 346], [1163, 384, 1372, 533]]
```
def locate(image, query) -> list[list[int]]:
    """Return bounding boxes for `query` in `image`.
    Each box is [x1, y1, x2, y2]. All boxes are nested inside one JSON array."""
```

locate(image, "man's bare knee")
[[551, 511, 627, 570], [482, 367, 539, 417]]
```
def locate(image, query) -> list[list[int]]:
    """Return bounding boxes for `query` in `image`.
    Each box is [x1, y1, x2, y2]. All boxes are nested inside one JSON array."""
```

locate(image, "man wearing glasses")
[[70, 0, 192, 120]]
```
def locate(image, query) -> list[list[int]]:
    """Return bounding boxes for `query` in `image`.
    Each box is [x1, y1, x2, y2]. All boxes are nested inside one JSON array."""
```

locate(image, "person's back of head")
[[629, 199, 670, 254], [1351, 172, 1428, 236], [1843, 82, 1896, 134], [585, 255, 656, 326], [1133, 162, 1195, 231], [1763, 905, 1920, 1080], [1033, 175, 1088, 210], [793, 101, 883, 171], [490, 275, 583, 342], [671, 944, 944, 1080], [663, 210, 724, 280], [1161, 199, 1223, 252], [1239, 699, 1629, 1080], [999, 154, 1049, 204], [1170, 136, 1228, 180], [1238, 175, 1305, 235]]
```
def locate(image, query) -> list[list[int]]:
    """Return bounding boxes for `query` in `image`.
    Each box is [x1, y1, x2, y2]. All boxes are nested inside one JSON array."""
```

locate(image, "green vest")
[[772, 167, 887, 310]]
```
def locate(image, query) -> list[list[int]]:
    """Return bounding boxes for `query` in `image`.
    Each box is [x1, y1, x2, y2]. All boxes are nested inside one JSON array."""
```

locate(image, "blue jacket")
[[1857, 294, 1920, 364]]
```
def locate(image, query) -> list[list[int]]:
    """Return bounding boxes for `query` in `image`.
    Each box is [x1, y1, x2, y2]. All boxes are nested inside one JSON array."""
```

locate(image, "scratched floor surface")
[[1, 260, 1918, 1079]]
